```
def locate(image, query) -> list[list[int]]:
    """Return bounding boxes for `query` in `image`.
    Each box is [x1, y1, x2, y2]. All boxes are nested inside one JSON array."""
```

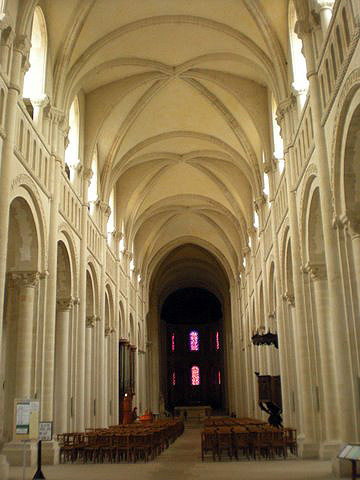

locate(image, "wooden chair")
[[201, 428, 218, 461], [231, 427, 250, 460], [112, 433, 132, 462], [132, 432, 152, 462], [217, 427, 233, 461], [270, 428, 287, 459], [252, 429, 273, 459], [284, 428, 298, 456]]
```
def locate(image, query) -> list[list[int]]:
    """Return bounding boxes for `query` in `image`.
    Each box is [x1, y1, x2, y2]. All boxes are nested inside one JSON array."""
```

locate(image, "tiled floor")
[[9, 426, 338, 480]]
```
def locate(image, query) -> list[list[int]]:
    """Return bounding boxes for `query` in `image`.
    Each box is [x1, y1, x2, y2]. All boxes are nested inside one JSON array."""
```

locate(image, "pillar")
[[304, 263, 339, 458], [54, 298, 73, 434], [12, 272, 40, 399], [85, 315, 95, 428], [277, 96, 319, 457]]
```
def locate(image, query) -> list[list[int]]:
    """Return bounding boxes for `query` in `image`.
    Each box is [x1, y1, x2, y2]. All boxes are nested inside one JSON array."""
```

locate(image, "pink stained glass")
[[189, 330, 199, 351], [172, 371, 176, 386], [216, 331, 220, 350], [171, 333, 175, 352], [191, 366, 200, 386], [218, 370, 221, 385]]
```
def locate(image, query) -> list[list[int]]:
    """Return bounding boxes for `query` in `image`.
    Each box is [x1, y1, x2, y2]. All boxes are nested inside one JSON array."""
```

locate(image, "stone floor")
[[9, 426, 338, 480]]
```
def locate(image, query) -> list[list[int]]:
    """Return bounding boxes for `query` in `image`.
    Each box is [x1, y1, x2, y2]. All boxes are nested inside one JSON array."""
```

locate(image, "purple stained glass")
[[189, 330, 199, 351], [216, 331, 220, 350], [172, 371, 176, 386], [171, 333, 175, 352], [191, 365, 200, 385]]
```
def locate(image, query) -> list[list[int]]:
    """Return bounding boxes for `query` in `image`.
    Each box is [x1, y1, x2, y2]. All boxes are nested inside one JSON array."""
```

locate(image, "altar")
[[176, 405, 211, 422]]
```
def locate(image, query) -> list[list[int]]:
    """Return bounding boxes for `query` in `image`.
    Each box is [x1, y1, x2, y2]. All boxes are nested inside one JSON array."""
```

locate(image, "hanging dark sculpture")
[[251, 329, 278, 348]]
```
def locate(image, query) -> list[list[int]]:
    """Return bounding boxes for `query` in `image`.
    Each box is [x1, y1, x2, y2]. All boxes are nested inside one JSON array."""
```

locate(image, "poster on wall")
[[15, 402, 30, 434], [14, 399, 40, 440]]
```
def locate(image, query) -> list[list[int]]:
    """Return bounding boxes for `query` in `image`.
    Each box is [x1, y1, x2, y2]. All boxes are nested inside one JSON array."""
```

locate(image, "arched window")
[[191, 366, 200, 386], [171, 333, 175, 352], [288, 0, 308, 110], [218, 370, 221, 385], [65, 96, 80, 180], [23, 7, 47, 99], [216, 331, 220, 350], [172, 371, 176, 386], [189, 330, 199, 351]]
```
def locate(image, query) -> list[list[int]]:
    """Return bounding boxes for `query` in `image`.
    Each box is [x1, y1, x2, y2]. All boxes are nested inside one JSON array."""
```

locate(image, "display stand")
[[338, 444, 360, 480]]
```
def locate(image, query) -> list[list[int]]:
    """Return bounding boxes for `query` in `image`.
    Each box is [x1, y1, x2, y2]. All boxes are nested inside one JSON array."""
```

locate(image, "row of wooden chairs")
[[58, 419, 184, 463], [201, 426, 297, 461]]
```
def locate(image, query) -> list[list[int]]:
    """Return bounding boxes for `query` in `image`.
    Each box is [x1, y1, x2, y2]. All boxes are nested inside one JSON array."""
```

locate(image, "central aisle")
[[10, 426, 337, 480]]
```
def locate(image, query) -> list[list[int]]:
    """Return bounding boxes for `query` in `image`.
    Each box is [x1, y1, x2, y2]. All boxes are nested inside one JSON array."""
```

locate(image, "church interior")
[[0, 0, 359, 478]]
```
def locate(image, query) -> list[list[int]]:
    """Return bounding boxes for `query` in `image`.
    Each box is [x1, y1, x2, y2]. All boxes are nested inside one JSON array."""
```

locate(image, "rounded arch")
[[23, 5, 48, 99], [87, 261, 99, 316], [10, 176, 47, 271], [119, 299, 126, 338], [332, 76, 360, 233], [56, 240, 72, 300], [105, 283, 115, 330], [58, 225, 78, 296]]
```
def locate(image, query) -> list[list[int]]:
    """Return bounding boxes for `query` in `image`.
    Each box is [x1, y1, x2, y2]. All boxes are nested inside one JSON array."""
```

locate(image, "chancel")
[[0, 1, 359, 479]]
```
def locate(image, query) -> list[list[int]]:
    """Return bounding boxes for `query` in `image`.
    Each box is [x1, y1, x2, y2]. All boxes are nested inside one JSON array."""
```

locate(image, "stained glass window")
[[191, 365, 200, 385], [172, 371, 176, 386], [216, 331, 220, 350], [189, 330, 199, 351], [171, 333, 175, 352], [218, 370, 221, 385]]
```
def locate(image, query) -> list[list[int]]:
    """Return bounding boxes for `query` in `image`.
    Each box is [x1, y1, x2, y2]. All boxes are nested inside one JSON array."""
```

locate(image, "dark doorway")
[[161, 288, 224, 410]]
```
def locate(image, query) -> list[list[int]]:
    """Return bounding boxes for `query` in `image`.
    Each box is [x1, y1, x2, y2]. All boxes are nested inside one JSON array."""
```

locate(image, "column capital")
[[268, 311, 276, 320], [86, 315, 96, 328], [7, 271, 40, 288], [46, 105, 65, 125], [30, 94, 49, 108], [96, 199, 111, 219], [1, 24, 14, 47], [303, 262, 327, 281], [314, 0, 335, 10], [276, 95, 296, 124], [105, 326, 115, 337], [13, 34, 31, 57], [83, 167, 93, 185], [294, 19, 312, 40], [254, 194, 266, 211], [282, 291, 295, 306], [56, 297, 74, 312]]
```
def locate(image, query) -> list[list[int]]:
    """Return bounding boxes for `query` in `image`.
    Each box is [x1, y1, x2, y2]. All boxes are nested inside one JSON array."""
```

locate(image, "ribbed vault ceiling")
[[41, 0, 290, 284]]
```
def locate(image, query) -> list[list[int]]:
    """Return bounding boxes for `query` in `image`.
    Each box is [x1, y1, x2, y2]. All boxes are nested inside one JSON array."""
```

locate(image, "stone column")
[[315, 0, 335, 33], [303, 263, 339, 458], [42, 108, 64, 430], [54, 298, 73, 434], [277, 96, 318, 457], [74, 167, 92, 432], [12, 271, 40, 399], [298, 20, 357, 442], [85, 315, 95, 428]]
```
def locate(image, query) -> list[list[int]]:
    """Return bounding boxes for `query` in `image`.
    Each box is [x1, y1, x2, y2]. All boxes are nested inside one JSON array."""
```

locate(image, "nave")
[[9, 425, 337, 480]]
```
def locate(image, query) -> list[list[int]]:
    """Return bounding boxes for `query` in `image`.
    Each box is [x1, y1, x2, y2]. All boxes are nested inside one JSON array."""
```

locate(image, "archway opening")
[[162, 287, 223, 410], [147, 243, 231, 416]]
